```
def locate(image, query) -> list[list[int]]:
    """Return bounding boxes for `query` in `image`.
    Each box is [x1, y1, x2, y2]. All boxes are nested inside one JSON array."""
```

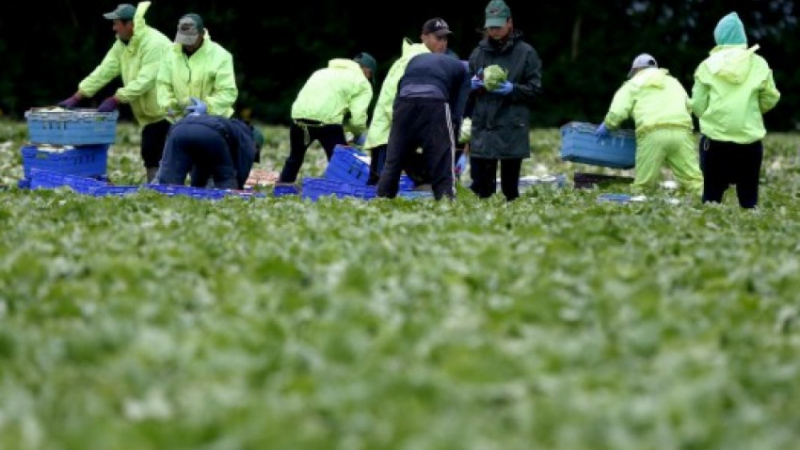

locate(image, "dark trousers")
[[700, 136, 763, 209], [376, 98, 455, 200], [141, 119, 172, 169], [158, 123, 237, 189], [369, 145, 464, 186], [368, 144, 387, 185], [470, 157, 523, 201], [279, 121, 346, 183]]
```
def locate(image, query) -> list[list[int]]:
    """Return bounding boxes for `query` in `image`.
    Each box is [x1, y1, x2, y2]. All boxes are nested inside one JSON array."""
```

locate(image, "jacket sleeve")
[[759, 70, 780, 114], [345, 80, 373, 136], [157, 53, 179, 114], [450, 70, 471, 130], [205, 51, 238, 117], [510, 46, 542, 104], [78, 44, 122, 97], [690, 68, 710, 118], [604, 83, 633, 129], [116, 37, 166, 103]]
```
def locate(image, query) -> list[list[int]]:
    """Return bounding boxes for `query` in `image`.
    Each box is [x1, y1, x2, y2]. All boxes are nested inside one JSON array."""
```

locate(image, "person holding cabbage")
[[466, 0, 542, 201]]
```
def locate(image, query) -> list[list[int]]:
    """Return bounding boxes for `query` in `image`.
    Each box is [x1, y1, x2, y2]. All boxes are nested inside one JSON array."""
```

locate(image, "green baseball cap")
[[485, 0, 511, 28], [354, 52, 377, 81], [103, 4, 136, 21]]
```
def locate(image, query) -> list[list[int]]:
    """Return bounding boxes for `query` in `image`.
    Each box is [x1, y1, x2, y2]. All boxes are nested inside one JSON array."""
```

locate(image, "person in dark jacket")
[[467, 0, 542, 201], [155, 114, 263, 190], [376, 52, 470, 200]]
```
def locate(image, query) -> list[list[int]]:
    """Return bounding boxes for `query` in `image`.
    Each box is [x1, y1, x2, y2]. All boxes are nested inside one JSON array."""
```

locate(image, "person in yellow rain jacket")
[[276, 54, 375, 184], [691, 12, 780, 209], [57, 2, 172, 182], [157, 13, 238, 122], [596, 53, 703, 195]]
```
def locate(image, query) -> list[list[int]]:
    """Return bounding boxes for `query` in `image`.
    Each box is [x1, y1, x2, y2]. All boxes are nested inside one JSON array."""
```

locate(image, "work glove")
[[185, 97, 208, 115], [97, 96, 119, 112], [353, 133, 367, 147], [58, 95, 81, 109], [492, 81, 514, 96], [470, 68, 484, 91], [455, 154, 468, 177], [595, 123, 609, 138]]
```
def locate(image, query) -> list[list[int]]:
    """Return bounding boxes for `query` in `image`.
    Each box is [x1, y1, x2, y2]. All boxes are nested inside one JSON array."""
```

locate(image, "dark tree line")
[[1, 0, 796, 130]]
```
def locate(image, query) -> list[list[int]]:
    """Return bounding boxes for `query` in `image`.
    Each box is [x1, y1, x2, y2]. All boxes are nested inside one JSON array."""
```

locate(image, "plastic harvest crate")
[[29, 169, 108, 193], [25, 108, 118, 146], [301, 177, 376, 201], [560, 122, 636, 169], [324, 146, 415, 190], [21, 144, 109, 178]]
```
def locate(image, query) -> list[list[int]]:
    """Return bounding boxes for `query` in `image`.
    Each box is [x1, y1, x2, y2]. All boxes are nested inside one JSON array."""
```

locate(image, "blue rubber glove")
[[455, 154, 468, 176], [353, 133, 367, 146], [470, 68, 484, 91], [492, 81, 513, 96], [185, 97, 208, 115], [58, 95, 81, 109], [596, 123, 609, 138], [96, 96, 119, 112]]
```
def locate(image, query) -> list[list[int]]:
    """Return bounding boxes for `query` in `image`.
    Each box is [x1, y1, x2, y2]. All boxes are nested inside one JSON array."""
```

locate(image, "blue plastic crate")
[[273, 184, 300, 197], [17, 178, 31, 190], [301, 177, 376, 201], [560, 122, 636, 169], [324, 145, 415, 190], [146, 184, 230, 200], [21, 144, 109, 178], [25, 108, 118, 146], [90, 186, 141, 197], [29, 169, 108, 193]]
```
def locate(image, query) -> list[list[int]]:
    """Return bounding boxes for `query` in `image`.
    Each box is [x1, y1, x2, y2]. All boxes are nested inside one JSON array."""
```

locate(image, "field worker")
[[376, 53, 470, 201], [276, 53, 376, 185], [364, 18, 455, 185], [155, 114, 263, 190], [467, 0, 542, 202], [595, 53, 704, 195], [157, 13, 238, 123], [57, 2, 172, 183], [690, 12, 780, 208]]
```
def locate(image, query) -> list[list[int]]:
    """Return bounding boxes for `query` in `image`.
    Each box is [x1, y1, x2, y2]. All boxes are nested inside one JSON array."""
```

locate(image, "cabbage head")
[[483, 65, 508, 91]]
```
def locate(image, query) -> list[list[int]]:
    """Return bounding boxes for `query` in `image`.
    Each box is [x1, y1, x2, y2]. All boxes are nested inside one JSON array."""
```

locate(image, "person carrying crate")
[[596, 53, 703, 195]]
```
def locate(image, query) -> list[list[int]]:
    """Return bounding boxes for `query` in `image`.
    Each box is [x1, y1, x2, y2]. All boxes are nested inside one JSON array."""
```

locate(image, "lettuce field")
[[1, 121, 799, 449]]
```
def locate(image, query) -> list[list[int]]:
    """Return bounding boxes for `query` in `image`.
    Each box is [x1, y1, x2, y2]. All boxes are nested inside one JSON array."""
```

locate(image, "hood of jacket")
[[630, 67, 669, 89], [705, 44, 760, 84], [401, 38, 430, 59], [327, 58, 365, 76]]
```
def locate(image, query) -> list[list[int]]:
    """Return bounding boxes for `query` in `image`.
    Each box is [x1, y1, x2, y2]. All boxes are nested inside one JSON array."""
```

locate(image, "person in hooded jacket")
[[276, 53, 375, 184], [467, 0, 542, 202], [157, 13, 238, 122], [690, 12, 780, 208], [596, 53, 703, 195], [364, 18, 455, 185], [154, 113, 263, 190], [57, 2, 172, 182]]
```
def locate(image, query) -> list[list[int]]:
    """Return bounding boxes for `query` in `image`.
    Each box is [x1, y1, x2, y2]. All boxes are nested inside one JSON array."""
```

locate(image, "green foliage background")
[[1, 121, 800, 448], [0, 0, 797, 130]]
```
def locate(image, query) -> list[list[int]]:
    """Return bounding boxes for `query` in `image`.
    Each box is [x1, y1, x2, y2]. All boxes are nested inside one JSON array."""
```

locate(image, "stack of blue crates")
[[20, 108, 118, 187], [298, 145, 416, 201]]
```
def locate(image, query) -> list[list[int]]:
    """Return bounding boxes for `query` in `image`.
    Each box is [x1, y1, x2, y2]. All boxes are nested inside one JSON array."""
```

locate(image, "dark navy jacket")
[[173, 115, 258, 189], [396, 52, 470, 131]]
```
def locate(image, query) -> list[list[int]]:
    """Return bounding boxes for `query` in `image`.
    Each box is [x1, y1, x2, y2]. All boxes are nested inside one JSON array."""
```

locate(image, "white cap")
[[628, 53, 657, 77]]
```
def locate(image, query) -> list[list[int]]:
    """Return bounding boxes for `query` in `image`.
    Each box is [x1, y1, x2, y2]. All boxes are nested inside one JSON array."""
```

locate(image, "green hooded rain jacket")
[[77, 1, 171, 126]]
